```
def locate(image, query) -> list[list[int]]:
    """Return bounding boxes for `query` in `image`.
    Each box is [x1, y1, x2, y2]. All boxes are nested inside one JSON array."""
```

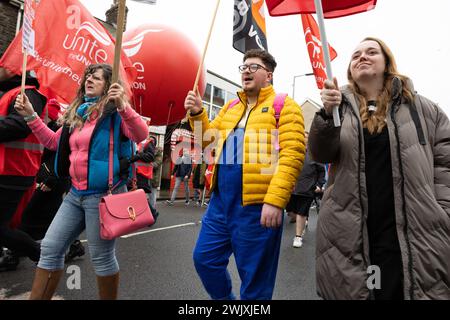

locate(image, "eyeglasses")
[[238, 63, 270, 74]]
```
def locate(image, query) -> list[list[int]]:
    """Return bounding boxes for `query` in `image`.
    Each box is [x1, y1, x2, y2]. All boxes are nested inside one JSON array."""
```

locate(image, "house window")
[[212, 87, 225, 106]]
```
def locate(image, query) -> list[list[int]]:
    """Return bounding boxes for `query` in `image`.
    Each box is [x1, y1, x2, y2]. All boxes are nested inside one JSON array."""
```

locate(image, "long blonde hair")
[[59, 64, 113, 129], [347, 37, 414, 134]]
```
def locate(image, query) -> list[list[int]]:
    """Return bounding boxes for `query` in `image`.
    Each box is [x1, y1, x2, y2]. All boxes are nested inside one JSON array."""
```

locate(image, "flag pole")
[[192, 0, 221, 92], [184, 0, 220, 121], [313, 0, 341, 127], [201, 185, 206, 206], [21, 0, 33, 97], [20, 49, 28, 96], [112, 0, 127, 84]]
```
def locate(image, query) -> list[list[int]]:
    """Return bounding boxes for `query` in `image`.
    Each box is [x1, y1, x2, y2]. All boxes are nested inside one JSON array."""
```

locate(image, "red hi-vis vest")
[[0, 86, 46, 177], [135, 141, 153, 179]]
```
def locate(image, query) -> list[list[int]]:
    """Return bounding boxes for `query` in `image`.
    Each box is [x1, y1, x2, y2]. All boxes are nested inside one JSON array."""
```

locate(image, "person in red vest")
[[124, 134, 159, 223], [134, 135, 156, 194], [0, 67, 47, 271], [16, 99, 85, 263]]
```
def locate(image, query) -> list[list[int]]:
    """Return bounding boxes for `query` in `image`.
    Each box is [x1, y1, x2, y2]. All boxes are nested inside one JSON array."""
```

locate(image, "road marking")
[[120, 222, 201, 238], [79, 222, 202, 243], [0, 289, 64, 300]]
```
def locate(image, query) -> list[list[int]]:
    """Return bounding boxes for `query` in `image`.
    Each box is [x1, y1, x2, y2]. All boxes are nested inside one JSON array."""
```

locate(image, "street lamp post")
[[292, 73, 314, 101]]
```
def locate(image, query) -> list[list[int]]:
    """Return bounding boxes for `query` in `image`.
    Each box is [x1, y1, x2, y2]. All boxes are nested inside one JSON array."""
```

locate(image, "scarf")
[[77, 96, 100, 121]]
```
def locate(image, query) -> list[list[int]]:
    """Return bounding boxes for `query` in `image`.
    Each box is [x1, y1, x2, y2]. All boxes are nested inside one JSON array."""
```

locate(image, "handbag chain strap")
[[107, 118, 137, 194]]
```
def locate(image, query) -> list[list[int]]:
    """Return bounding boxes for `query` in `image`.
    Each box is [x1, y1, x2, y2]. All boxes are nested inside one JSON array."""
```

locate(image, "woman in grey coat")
[[309, 37, 450, 300]]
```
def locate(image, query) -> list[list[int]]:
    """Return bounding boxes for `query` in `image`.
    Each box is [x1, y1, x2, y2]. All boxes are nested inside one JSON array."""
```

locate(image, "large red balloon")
[[123, 24, 206, 125]]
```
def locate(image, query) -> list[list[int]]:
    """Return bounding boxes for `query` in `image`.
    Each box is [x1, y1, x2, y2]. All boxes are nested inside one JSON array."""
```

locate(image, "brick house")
[[0, 0, 22, 57]]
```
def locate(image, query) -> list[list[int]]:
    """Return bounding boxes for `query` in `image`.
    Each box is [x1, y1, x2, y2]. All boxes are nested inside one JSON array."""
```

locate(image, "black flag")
[[233, 0, 268, 53]]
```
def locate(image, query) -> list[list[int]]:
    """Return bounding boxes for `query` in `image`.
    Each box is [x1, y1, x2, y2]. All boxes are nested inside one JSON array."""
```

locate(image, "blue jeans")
[[38, 186, 126, 276], [170, 177, 190, 202], [150, 187, 158, 208]]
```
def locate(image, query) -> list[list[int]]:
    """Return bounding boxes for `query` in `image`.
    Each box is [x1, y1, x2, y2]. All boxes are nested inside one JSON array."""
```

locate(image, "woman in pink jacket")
[[14, 64, 148, 300]]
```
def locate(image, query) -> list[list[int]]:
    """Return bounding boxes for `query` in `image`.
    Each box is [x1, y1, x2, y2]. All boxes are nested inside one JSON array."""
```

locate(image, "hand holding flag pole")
[[313, 0, 340, 127], [266, 0, 377, 127]]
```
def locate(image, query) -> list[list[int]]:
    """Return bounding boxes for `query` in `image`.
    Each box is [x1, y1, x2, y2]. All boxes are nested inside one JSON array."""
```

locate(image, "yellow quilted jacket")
[[189, 85, 306, 208]]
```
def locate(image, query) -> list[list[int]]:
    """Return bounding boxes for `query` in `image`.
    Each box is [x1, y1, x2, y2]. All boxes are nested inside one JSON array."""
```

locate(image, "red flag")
[[301, 14, 337, 89], [0, 0, 136, 105], [266, 0, 377, 18], [204, 164, 214, 191]]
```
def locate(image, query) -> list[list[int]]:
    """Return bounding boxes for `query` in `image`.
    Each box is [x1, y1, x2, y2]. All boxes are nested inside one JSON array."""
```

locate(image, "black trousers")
[[0, 187, 40, 261], [19, 188, 66, 240]]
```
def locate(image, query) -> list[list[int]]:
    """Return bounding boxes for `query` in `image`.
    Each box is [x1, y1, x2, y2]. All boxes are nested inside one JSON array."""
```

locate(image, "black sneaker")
[[65, 240, 85, 263], [0, 250, 20, 272]]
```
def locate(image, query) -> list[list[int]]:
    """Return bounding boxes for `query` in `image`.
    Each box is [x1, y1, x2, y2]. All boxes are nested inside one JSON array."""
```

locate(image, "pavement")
[[0, 200, 320, 300]]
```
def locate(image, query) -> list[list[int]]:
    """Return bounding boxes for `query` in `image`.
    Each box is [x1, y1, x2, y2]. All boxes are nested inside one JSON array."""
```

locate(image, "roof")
[[300, 98, 322, 110]]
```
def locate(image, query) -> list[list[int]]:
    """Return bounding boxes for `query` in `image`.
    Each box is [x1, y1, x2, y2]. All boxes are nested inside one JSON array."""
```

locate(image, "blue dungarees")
[[193, 128, 283, 300]]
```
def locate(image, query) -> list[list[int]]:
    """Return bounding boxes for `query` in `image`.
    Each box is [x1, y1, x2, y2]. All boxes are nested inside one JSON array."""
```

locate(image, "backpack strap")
[[272, 93, 287, 151], [228, 94, 287, 115], [273, 93, 288, 128], [225, 94, 287, 150], [227, 98, 240, 110]]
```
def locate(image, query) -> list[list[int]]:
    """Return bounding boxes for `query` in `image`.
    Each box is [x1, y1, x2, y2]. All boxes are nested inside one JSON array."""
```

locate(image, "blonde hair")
[[347, 37, 414, 134], [59, 64, 113, 129]]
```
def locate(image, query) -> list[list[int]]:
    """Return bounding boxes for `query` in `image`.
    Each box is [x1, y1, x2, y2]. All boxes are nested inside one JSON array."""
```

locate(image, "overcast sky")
[[80, 0, 450, 116]]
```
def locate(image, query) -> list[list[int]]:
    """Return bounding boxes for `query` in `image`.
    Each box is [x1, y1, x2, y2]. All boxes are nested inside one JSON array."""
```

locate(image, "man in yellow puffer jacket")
[[185, 49, 306, 300]]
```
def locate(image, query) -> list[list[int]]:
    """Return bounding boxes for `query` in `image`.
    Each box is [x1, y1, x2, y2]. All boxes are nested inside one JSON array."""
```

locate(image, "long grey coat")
[[309, 80, 450, 300]]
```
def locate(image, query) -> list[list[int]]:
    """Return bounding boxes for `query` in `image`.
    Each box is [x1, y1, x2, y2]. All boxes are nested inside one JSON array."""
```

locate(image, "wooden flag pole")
[[112, 0, 127, 84], [313, 0, 341, 127], [20, 49, 28, 97], [184, 0, 220, 121], [21, 0, 33, 97], [201, 185, 207, 206], [192, 0, 221, 92]]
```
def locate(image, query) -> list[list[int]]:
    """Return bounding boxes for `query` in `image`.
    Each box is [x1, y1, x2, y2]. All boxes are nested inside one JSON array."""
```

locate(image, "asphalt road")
[[0, 200, 320, 300]]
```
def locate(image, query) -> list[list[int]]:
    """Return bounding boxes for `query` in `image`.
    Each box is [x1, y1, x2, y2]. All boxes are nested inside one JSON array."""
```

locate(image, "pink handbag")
[[99, 188, 153, 240], [98, 122, 154, 240]]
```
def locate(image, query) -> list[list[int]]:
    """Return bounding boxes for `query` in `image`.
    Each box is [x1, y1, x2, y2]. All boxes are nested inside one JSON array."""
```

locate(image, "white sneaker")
[[293, 236, 303, 248]]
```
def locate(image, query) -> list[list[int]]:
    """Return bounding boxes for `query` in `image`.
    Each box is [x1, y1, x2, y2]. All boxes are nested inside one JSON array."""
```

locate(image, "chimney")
[[105, 1, 129, 32]]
